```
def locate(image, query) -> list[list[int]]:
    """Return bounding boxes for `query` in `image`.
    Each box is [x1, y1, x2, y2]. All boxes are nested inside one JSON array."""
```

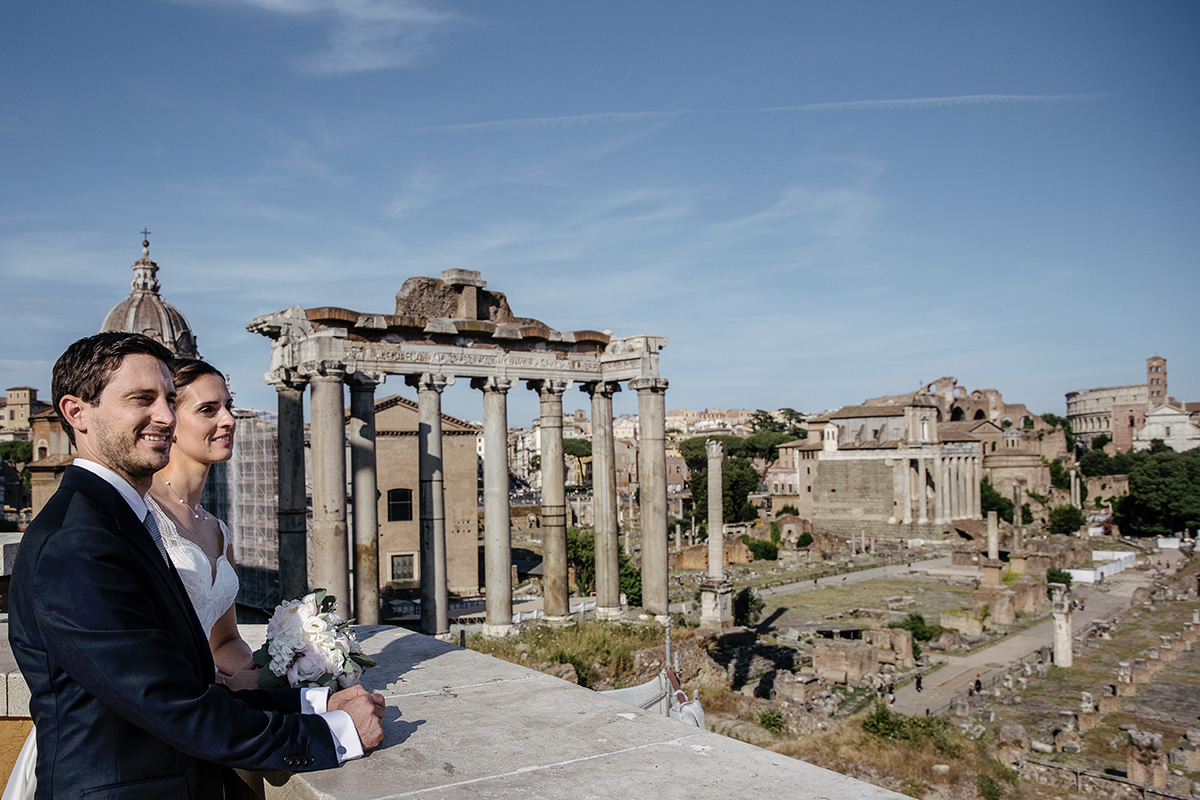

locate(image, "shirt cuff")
[[318, 710, 364, 762], [300, 687, 329, 715]]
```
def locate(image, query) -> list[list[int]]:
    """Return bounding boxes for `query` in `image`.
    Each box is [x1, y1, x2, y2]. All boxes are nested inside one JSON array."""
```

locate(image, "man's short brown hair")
[[52, 332, 175, 445]]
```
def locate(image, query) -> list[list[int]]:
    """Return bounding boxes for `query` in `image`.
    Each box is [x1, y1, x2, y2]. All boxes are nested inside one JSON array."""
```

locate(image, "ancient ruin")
[[249, 270, 669, 633]]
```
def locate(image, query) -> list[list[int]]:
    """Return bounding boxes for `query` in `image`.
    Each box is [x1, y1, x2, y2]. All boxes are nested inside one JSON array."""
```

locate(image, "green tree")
[[980, 477, 1014, 524], [1149, 438, 1173, 454], [1079, 449, 1114, 477], [565, 529, 596, 595], [1048, 459, 1071, 491], [0, 441, 33, 464], [1114, 449, 1200, 537], [778, 407, 807, 438], [744, 539, 778, 561], [565, 528, 642, 605], [778, 504, 800, 517], [1091, 433, 1112, 451], [742, 430, 795, 462], [1047, 504, 1086, 535], [796, 531, 813, 548], [750, 410, 784, 433], [732, 587, 764, 626], [1046, 566, 1073, 593]]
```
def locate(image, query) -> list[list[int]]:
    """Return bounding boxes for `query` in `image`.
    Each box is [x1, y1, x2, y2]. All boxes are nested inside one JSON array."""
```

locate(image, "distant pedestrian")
[[974, 675, 982, 693], [915, 674, 923, 693]]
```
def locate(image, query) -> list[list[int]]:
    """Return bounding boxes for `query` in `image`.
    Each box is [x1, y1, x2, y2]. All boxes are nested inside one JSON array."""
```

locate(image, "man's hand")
[[329, 685, 386, 751]]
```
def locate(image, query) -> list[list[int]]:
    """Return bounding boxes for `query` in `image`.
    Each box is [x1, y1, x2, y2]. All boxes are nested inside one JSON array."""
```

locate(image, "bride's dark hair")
[[170, 358, 225, 392]]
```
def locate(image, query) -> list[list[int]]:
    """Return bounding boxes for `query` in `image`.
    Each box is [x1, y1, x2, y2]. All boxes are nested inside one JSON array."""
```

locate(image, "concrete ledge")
[[3, 619, 905, 798], [242, 625, 906, 799]]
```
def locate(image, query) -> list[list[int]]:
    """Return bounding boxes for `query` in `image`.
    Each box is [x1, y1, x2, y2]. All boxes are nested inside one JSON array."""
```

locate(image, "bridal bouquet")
[[252, 589, 376, 689]]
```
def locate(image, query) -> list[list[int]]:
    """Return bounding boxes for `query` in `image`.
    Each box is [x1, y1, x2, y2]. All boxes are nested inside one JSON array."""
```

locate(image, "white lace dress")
[[2, 500, 240, 800], [147, 495, 240, 639]]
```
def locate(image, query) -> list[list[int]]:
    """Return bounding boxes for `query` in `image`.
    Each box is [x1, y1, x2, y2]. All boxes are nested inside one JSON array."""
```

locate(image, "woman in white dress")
[[146, 358, 257, 690], [3, 359, 256, 800]]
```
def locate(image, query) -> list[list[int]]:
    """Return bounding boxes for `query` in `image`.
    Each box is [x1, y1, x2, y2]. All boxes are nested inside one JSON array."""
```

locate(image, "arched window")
[[387, 488, 414, 522]]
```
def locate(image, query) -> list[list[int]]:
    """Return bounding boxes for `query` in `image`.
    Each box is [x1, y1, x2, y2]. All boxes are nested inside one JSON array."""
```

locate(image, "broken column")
[[1079, 691, 1102, 732], [987, 510, 999, 560], [699, 439, 732, 630], [1050, 582, 1072, 668], [1070, 469, 1081, 509], [1127, 730, 1167, 788]]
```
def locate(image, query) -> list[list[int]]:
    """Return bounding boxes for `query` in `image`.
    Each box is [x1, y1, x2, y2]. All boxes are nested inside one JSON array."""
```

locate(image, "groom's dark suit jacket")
[[8, 465, 339, 800]]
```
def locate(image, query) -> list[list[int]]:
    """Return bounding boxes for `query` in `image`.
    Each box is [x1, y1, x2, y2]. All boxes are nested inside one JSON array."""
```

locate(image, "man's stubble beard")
[[93, 416, 170, 484]]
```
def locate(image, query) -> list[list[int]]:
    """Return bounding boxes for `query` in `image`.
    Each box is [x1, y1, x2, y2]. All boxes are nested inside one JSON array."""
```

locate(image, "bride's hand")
[[222, 666, 262, 691]]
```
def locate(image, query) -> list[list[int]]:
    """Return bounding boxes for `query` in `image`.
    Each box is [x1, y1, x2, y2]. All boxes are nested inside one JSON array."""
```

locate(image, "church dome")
[[99, 236, 200, 358]]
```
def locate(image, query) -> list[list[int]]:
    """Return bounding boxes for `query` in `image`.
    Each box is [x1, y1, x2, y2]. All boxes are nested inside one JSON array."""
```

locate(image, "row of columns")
[[273, 367, 669, 636], [898, 453, 982, 525]]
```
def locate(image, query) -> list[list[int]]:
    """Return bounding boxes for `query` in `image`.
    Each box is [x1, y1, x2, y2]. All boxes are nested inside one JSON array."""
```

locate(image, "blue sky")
[[3, 1, 1197, 427]]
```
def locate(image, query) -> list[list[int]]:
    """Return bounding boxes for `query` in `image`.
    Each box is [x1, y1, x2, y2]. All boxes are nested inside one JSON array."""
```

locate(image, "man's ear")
[[59, 395, 89, 437]]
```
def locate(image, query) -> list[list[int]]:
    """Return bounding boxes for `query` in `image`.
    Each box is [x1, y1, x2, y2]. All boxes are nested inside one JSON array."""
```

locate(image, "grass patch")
[[467, 620, 671, 688]]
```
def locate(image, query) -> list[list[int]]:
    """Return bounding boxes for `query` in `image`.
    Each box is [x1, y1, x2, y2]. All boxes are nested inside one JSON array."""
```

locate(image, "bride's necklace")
[[164, 479, 207, 521]]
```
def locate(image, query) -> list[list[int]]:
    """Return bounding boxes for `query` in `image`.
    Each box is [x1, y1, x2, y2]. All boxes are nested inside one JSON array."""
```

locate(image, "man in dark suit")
[[9, 333, 384, 800]]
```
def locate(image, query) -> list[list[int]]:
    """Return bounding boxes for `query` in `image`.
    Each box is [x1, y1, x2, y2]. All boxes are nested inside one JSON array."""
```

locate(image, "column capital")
[[628, 377, 669, 393], [706, 439, 724, 460], [580, 380, 622, 398], [405, 372, 455, 393], [527, 378, 573, 398], [299, 360, 346, 382], [346, 369, 386, 389], [266, 368, 308, 393], [471, 376, 515, 394]]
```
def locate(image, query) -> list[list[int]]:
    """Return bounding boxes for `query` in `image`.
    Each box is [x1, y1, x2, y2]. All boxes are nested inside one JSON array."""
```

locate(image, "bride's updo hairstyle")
[[170, 358, 225, 393]]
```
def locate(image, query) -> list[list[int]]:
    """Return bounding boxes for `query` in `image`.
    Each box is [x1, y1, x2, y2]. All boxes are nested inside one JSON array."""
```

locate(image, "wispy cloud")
[[410, 111, 680, 134], [173, 0, 460, 74], [412, 93, 1108, 134], [761, 93, 1109, 113]]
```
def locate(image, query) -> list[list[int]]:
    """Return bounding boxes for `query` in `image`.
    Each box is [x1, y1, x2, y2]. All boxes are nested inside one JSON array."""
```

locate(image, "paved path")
[[757, 555, 955, 598], [892, 549, 1178, 716]]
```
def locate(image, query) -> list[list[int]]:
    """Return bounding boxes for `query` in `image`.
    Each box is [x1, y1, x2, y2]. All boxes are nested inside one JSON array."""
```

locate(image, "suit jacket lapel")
[[64, 467, 215, 677]]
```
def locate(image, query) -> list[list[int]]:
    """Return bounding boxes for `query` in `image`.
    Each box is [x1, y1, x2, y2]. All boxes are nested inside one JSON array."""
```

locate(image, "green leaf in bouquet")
[[257, 668, 289, 690], [251, 643, 271, 668], [349, 652, 377, 669]]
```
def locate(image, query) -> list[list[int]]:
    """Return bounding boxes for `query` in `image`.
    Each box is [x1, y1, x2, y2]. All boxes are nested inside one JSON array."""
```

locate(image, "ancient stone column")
[[674, 523, 681, 553], [1012, 482, 1022, 533], [700, 439, 732, 629], [932, 455, 945, 524], [632, 377, 669, 620], [959, 457, 969, 519], [347, 372, 381, 624], [987, 511, 1000, 560], [900, 458, 913, 524], [1070, 469, 1081, 509], [917, 458, 928, 523], [309, 366, 351, 616], [271, 374, 309, 601], [409, 373, 453, 636], [474, 376, 516, 636], [948, 457, 959, 520], [1050, 582, 1073, 668], [706, 439, 724, 580], [530, 378, 571, 624], [972, 456, 983, 519], [584, 381, 622, 619]]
